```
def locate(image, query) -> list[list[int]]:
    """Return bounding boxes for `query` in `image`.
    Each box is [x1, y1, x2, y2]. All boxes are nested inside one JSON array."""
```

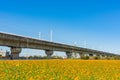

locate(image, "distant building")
[[0, 49, 6, 57], [0, 49, 10, 57]]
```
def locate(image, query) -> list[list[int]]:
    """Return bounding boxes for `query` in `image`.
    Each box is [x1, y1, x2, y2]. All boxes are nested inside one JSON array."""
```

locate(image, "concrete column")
[[107, 55, 113, 59], [79, 53, 84, 59], [96, 54, 102, 59], [100, 55, 104, 59], [45, 50, 53, 58], [66, 51, 72, 59], [11, 47, 22, 59]]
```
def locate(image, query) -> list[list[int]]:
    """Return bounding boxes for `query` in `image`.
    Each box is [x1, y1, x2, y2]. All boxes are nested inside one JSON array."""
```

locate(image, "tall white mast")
[[73, 41, 77, 58], [26, 39, 29, 59], [74, 42, 77, 46], [50, 30, 53, 41], [39, 32, 41, 39], [84, 40, 87, 48]]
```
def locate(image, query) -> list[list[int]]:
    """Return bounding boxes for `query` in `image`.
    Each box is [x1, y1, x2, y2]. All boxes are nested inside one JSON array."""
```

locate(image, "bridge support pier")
[[45, 50, 53, 58], [99, 55, 104, 59], [10, 47, 22, 59], [66, 51, 72, 59], [79, 53, 84, 59]]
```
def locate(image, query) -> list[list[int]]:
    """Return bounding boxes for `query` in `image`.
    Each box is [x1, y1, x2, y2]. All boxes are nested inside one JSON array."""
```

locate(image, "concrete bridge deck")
[[0, 32, 119, 59]]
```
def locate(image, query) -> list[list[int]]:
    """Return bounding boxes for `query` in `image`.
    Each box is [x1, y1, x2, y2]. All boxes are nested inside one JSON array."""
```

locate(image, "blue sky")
[[0, 0, 120, 56]]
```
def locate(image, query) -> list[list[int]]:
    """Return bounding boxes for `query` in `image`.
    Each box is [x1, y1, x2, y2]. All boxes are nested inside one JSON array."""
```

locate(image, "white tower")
[[84, 40, 87, 48], [39, 32, 41, 39], [50, 30, 53, 41]]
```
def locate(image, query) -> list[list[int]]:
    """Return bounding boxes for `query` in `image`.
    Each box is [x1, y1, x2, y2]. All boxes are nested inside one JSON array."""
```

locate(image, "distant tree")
[[28, 56, 33, 59], [81, 56, 89, 60], [93, 56, 100, 60], [27, 55, 63, 59], [105, 57, 110, 60], [113, 56, 120, 60], [0, 55, 2, 58]]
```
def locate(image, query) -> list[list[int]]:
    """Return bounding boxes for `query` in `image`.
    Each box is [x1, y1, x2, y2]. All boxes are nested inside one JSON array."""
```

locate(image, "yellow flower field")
[[0, 60, 120, 80]]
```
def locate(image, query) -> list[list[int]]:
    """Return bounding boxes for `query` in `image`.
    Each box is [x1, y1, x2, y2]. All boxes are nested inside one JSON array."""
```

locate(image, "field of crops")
[[0, 60, 120, 80]]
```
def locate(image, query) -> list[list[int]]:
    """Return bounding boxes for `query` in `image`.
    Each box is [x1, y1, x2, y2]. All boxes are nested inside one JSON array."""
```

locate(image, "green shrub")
[[81, 56, 89, 60], [93, 56, 100, 60]]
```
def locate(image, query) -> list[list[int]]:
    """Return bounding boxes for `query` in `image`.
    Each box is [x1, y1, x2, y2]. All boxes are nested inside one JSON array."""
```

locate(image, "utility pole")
[[50, 30, 53, 41], [84, 40, 87, 48], [99, 45, 102, 51], [39, 32, 41, 39], [73, 42, 77, 58], [26, 39, 29, 59]]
